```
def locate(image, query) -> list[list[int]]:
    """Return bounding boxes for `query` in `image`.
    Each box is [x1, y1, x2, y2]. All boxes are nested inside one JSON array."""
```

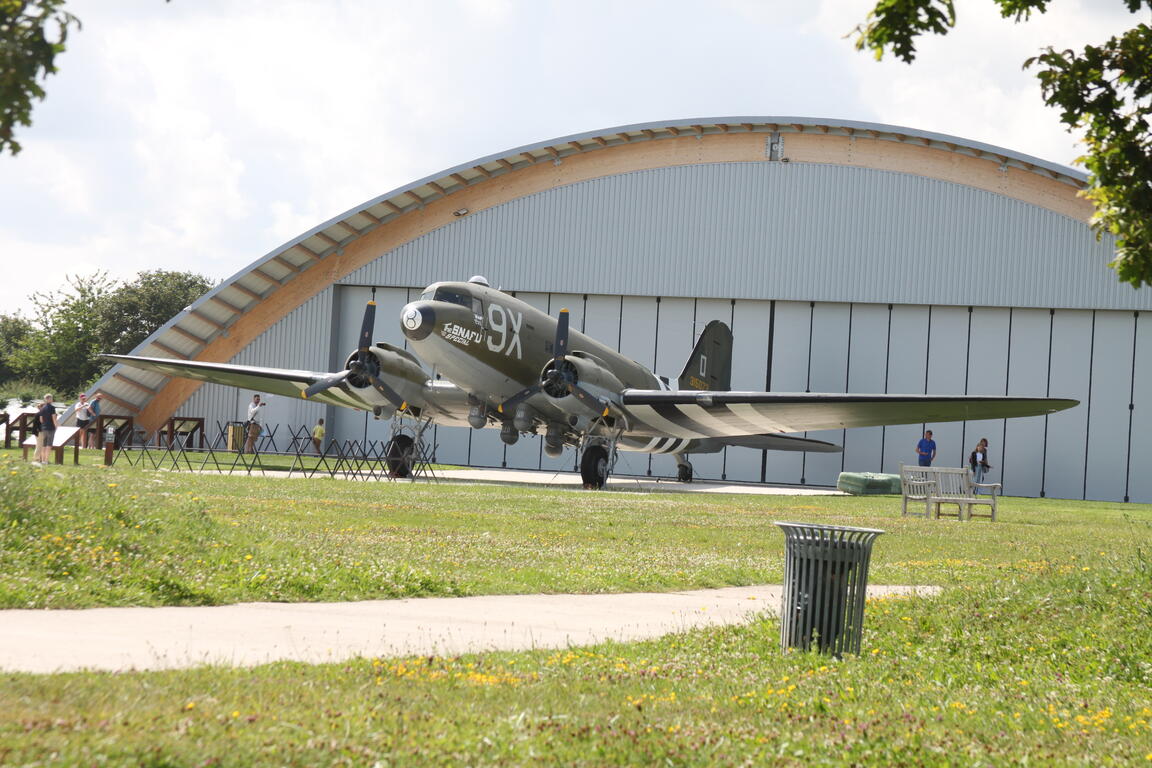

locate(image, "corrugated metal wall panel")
[[1044, 310, 1093, 499], [347, 163, 1144, 311], [1003, 309, 1050, 496], [960, 307, 1012, 482], [1084, 312, 1131, 502], [1129, 316, 1152, 503]]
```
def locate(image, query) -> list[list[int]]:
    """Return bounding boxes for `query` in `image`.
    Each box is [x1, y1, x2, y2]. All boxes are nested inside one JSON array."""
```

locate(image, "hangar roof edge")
[[302, 117, 1084, 268]]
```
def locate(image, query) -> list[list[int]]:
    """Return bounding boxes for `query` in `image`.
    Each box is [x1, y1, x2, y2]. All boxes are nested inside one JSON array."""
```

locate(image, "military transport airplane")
[[105, 276, 1078, 488]]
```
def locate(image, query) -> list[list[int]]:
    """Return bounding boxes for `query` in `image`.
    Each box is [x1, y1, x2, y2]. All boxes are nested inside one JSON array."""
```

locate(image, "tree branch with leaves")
[[854, 0, 1152, 288], [0, 0, 80, 156]]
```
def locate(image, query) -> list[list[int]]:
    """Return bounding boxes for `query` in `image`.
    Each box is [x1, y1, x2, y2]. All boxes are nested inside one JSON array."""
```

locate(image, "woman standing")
[[969, 438, 992, 489]]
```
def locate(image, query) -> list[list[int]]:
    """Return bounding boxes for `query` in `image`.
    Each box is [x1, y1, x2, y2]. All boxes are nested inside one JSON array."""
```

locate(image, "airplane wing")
[[619, 391, 1078, 439], [102, 355, 374, 410], [694, 433, 843, 453], [102, 353, 479, 425]]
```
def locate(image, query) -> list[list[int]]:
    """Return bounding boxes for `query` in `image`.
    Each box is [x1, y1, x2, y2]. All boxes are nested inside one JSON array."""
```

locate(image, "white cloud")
[[813, 0, 1140, 166], [0, 0, 1140, 316]]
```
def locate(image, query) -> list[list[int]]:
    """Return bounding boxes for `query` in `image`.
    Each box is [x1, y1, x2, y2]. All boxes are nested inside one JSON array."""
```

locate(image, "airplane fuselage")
[[400, 280, 663, 447]]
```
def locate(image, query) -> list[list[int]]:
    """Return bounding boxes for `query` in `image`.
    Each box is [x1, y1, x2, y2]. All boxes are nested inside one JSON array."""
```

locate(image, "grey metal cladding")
[[344, 162, 1142, 311]]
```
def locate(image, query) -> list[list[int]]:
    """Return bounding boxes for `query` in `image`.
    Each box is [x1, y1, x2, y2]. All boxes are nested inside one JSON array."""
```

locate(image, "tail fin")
[[678, 320, 732, 391]]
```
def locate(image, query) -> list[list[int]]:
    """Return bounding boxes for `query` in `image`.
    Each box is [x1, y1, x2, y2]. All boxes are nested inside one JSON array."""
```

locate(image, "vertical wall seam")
[[843, 303, 853, 474], [1082, 310, 1095, 500], [648, 297, 662, 476], [1002, 307, 1013, 486], [616, 295, 624, 351], [1040, 308, 1055, 497], [962, 306, 972, 457], [1125, 311, 1139, 502], [762, 300, 776, 484], [924, 305, 932, 395], [802, 301, 814, 484], [881, 303, 892, 471]]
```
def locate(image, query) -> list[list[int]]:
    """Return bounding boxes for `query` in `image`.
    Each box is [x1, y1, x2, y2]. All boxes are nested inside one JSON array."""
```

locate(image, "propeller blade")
[[303, 370, 350, 399], [495, 309, 574, 414], [499, 385, 539, 413], [306, 299, 412, 410], [358, 300, 377, 355], [368, 372, 407, 410], [553, 309, 569, 361], [568, 383, 614, 418]]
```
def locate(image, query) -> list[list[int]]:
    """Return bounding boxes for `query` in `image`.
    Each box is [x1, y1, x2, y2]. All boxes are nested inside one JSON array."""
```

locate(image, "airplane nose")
[[400, 303, 435, 341]]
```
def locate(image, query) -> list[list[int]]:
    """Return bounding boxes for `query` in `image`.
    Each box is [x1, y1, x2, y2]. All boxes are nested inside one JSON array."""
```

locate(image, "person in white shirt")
[[243, 393, 266, 453], [74, 393, 95, 448]]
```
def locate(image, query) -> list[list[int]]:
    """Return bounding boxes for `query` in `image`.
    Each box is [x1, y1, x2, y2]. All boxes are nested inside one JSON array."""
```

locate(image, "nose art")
[[400, 303, 435, 341]]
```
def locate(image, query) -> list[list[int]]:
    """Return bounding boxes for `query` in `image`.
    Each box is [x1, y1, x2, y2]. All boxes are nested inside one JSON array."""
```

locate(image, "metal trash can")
[[775, 522, 884, 656]]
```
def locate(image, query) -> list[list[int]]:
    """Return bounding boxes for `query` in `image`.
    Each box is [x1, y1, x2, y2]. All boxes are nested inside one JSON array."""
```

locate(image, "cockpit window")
[[433, 288, 472, 307], [420, 290, 435, 301]]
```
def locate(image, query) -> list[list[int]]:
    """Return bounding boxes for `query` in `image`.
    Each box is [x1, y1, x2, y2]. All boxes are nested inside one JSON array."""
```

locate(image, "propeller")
[[302, 300, 407, 409], [499, 309, 610, 418]]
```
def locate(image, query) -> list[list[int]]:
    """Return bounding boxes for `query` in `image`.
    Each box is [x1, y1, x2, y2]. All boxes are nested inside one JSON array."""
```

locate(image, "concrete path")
[[0, 585, 935, 673], [407, 468, 843, 496], [193, 466, 844, 495]]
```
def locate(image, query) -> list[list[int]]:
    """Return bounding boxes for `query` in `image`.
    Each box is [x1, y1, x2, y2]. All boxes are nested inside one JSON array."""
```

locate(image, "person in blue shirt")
[[35, 394, 58, 463], [916, 429, 936, 467]]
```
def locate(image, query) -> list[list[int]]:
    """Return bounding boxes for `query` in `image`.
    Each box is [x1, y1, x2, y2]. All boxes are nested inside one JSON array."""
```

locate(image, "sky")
[[0, 0, 1143, 315]]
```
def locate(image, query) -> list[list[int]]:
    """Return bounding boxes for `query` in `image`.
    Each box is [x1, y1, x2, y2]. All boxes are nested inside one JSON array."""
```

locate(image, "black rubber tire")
[[677, 461, 693, 483], [580, 445, 609, 489], [386, 434, 415, 478]]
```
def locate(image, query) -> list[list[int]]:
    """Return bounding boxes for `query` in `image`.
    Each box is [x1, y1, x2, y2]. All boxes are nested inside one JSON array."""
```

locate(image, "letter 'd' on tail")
[[678, 320, 733, 391]]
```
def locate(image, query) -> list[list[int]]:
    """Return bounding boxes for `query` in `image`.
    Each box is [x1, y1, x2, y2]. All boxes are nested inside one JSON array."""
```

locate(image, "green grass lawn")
[[1, 452, 1150, 765]]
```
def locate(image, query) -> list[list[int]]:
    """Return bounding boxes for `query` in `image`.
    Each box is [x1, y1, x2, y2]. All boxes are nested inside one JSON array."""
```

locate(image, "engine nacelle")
[[330, 343, 431, 415], [343, 345, 427, 391], [540, 353, 624, 401]]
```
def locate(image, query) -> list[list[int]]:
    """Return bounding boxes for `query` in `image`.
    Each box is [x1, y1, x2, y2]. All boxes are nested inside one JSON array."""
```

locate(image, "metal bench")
[[899, 464, 1000, 521]]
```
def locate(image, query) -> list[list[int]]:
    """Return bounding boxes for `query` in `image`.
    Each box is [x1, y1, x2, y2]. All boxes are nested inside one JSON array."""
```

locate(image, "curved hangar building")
[[96, 117, 1152, 502]]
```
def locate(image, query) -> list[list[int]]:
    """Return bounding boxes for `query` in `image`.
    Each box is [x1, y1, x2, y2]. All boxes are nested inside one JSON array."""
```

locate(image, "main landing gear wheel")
[[580, 445, 609, 490], [677, 461, 694, 483], [386, 434, 415, 478]]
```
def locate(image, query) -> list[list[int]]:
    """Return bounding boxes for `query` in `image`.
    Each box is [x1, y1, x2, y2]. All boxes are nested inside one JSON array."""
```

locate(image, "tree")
[[853, 1, 1152, 288], [96, 270, 215, 356], [5, 269, 214, 394], [9, 271, 114, 393], [0, 312, 33, 380], [0, 0, 81, 156]]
